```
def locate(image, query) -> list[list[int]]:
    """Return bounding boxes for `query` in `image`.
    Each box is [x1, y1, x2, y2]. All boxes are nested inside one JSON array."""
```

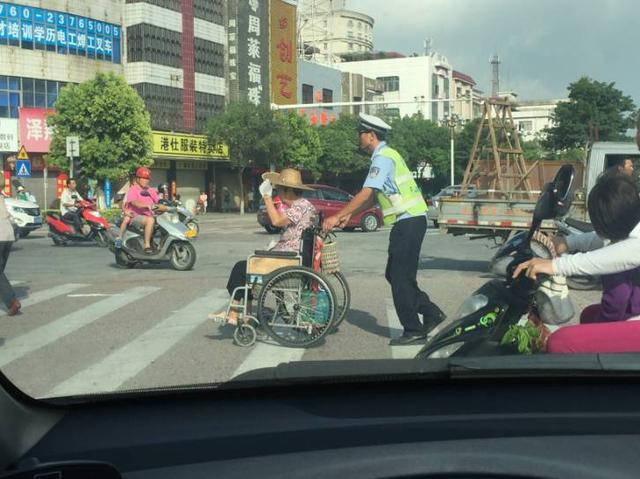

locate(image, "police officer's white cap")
[[358, 112, 392, 135]]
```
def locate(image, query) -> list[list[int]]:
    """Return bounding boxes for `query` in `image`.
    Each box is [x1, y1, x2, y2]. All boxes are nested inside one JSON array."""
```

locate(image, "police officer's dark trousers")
[[385, 215, 436, 334]]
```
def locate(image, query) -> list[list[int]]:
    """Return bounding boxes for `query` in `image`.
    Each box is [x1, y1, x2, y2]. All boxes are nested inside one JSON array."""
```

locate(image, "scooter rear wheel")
[[51, 234, 67, 246], [94, 230, 109, 248], [115, 250, 135, 268]]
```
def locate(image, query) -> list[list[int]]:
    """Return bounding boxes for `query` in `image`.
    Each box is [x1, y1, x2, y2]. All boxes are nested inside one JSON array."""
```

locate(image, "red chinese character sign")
[[19, 108, 55, 152], [270, 0, 297, 105]]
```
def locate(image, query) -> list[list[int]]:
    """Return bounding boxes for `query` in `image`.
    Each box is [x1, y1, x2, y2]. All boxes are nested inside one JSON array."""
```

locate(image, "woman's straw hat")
[[262, 168, 314, 191]]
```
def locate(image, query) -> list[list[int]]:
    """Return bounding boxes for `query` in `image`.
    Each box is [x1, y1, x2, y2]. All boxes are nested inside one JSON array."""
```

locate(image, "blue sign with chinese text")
[[0, 2, 121, 64]]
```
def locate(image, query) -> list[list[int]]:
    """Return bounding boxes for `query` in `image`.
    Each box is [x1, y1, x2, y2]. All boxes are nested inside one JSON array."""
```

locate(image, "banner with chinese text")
[[152, 131, 229, 160], [270, 0, 297, 105], [0, 119, 18, 152], [18, 108, 55, 152], [229, 0, 270, 106]]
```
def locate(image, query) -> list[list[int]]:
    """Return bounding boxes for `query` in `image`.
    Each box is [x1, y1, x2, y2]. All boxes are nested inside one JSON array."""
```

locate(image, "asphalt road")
[[0, 214, 601, 399]]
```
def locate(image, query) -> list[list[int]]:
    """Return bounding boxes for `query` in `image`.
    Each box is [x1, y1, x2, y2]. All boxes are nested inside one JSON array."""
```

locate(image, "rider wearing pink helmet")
[[125, 166, 165, 253]]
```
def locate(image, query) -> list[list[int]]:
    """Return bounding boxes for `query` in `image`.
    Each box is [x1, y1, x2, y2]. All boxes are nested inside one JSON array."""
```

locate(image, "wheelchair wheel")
[[325, 271, 350, 330], [257, 266, 336, 348], [234, 324, 257, 347]]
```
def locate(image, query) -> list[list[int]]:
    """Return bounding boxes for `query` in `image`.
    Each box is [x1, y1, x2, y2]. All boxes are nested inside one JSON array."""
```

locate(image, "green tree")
[[207, 101, 287, 214], [387, 113, 450, 192], [46, 73, 153, 181], [316, 114, 369, 186], [543, 77, 636, 152], [278, 112, 323, 180]]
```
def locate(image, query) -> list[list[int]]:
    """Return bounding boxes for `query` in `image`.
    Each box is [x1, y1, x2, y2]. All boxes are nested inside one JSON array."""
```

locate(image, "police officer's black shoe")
[[420, 298, 447, 333], [389, 332, 427, 346]]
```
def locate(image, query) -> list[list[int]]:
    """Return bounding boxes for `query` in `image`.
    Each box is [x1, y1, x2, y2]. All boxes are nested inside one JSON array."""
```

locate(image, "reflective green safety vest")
[[374, 146, 428, 226]]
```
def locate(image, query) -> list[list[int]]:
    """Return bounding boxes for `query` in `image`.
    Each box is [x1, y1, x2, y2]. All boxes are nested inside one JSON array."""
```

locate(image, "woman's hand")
[[512, 258, 555, 280], [259, 180, 273, 198]]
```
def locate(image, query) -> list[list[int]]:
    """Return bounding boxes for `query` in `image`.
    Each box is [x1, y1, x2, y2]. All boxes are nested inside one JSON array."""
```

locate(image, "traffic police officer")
[[323, 113, 445, 345]]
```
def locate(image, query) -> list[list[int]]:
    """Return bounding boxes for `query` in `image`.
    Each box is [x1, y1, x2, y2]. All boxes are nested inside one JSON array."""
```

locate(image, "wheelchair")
[[224, 227, 350, 348]]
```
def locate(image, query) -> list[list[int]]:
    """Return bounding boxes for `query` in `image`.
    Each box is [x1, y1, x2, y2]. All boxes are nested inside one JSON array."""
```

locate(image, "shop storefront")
[[151, 131, 229, 211]]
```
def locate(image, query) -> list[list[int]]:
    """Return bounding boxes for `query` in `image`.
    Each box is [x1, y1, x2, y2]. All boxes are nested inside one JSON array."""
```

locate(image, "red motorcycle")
[[47, 199, 111, 247]]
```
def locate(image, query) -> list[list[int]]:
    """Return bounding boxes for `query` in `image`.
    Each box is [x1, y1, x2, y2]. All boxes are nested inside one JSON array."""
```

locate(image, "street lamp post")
[[441, 113, 462, 186]]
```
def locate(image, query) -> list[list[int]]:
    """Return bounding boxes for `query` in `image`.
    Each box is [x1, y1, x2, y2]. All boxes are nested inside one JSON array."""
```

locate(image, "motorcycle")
[[110, 203, 197, 271], [46, 198, 111, 247], [417, 165, 576, 359]]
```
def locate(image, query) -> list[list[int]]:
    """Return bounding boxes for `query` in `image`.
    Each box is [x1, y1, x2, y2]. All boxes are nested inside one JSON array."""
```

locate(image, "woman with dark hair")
[[575, 174, 640, 324], [208, 169, 317, 325], [545, 175, 640, 353]]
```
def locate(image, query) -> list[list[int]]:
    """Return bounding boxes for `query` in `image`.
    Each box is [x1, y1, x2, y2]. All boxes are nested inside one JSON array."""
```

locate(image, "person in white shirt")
[[60, 178, 84, 233]]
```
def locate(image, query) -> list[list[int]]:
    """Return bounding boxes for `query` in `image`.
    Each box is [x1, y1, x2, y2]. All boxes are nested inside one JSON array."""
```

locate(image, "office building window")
[[347, 31, 353, 38], [195, 91, 225, 132], [348, 43, 353, 50], [377, 76, 399, 92], [194, 38, 224, 77], [0, 76, 68, 118], [125, 0, 181, 12], [133, 83, 183, 131], [193, 0, 224, 25], [127, 24, 182, 69], [348, 20, 353, 27], [322, 88, 333, 109], [302, 84, 314, 104], [432, 74, 439, 96]]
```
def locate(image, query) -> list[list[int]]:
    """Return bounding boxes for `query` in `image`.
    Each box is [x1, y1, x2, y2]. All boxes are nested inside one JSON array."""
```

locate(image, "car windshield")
[[0, 0, 639, 402]]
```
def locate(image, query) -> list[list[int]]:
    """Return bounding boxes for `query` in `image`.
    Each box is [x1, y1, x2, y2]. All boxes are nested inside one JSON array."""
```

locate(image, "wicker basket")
[[321, 239, 341, 273]]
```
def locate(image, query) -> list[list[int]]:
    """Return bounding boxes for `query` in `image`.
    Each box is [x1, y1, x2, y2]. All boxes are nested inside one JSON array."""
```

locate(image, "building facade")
[[298, 0, 373, 64], [452, 70, 482, 122], [511, 99, 565, 141], [340, 71, 383, 116], [337, 53, 454, 122], [0, 0, 124, 207], [297, 59, 341, 125], [124, 0, 228, 209]]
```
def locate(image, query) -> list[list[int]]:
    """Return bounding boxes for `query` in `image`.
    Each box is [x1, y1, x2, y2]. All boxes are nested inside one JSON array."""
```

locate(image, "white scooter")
[[110, 203, 197, 271]]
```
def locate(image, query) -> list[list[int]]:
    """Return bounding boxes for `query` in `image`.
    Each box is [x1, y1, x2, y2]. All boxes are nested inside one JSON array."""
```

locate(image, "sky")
[[347, 0, 640, 105]]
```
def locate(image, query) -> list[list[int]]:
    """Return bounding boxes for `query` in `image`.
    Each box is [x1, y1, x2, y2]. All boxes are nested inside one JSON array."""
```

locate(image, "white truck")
[[437, 142, 639, 239]]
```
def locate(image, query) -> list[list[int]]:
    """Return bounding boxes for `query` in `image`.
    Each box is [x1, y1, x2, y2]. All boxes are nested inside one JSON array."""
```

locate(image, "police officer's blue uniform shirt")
[[362, 141, 412, 222]]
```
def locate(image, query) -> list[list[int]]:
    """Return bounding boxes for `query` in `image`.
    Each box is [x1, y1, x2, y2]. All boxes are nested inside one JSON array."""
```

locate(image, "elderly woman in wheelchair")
[[208, 169, 348, 348]]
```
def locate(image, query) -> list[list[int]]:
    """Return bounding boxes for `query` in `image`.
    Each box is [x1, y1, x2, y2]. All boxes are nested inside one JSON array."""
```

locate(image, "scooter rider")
[[323, 113, 446, 345], [126, 167, 167, 254], [60, 178, 84, 234]]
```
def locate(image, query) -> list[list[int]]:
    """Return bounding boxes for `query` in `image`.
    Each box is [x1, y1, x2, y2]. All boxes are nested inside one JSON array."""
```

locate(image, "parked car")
[[5, 197, 42, 238], [258, 184, 382, 233], [426, 184, 477, 226]]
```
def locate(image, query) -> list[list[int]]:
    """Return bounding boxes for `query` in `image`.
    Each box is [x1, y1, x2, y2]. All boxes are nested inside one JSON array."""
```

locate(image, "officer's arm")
[[335, 188, 375, 219]]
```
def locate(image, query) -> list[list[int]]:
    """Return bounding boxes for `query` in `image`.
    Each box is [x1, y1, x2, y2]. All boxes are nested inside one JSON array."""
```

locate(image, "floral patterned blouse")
[[272, 198, 318, 252]]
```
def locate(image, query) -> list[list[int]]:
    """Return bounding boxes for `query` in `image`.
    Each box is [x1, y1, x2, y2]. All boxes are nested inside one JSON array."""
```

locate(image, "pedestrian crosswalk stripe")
[[386, 298, 425, 360], [0, 286, 160, 368], [47, 289, 229, 397], [0, 283, 89, 317], [232, 342, 306, 379]]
